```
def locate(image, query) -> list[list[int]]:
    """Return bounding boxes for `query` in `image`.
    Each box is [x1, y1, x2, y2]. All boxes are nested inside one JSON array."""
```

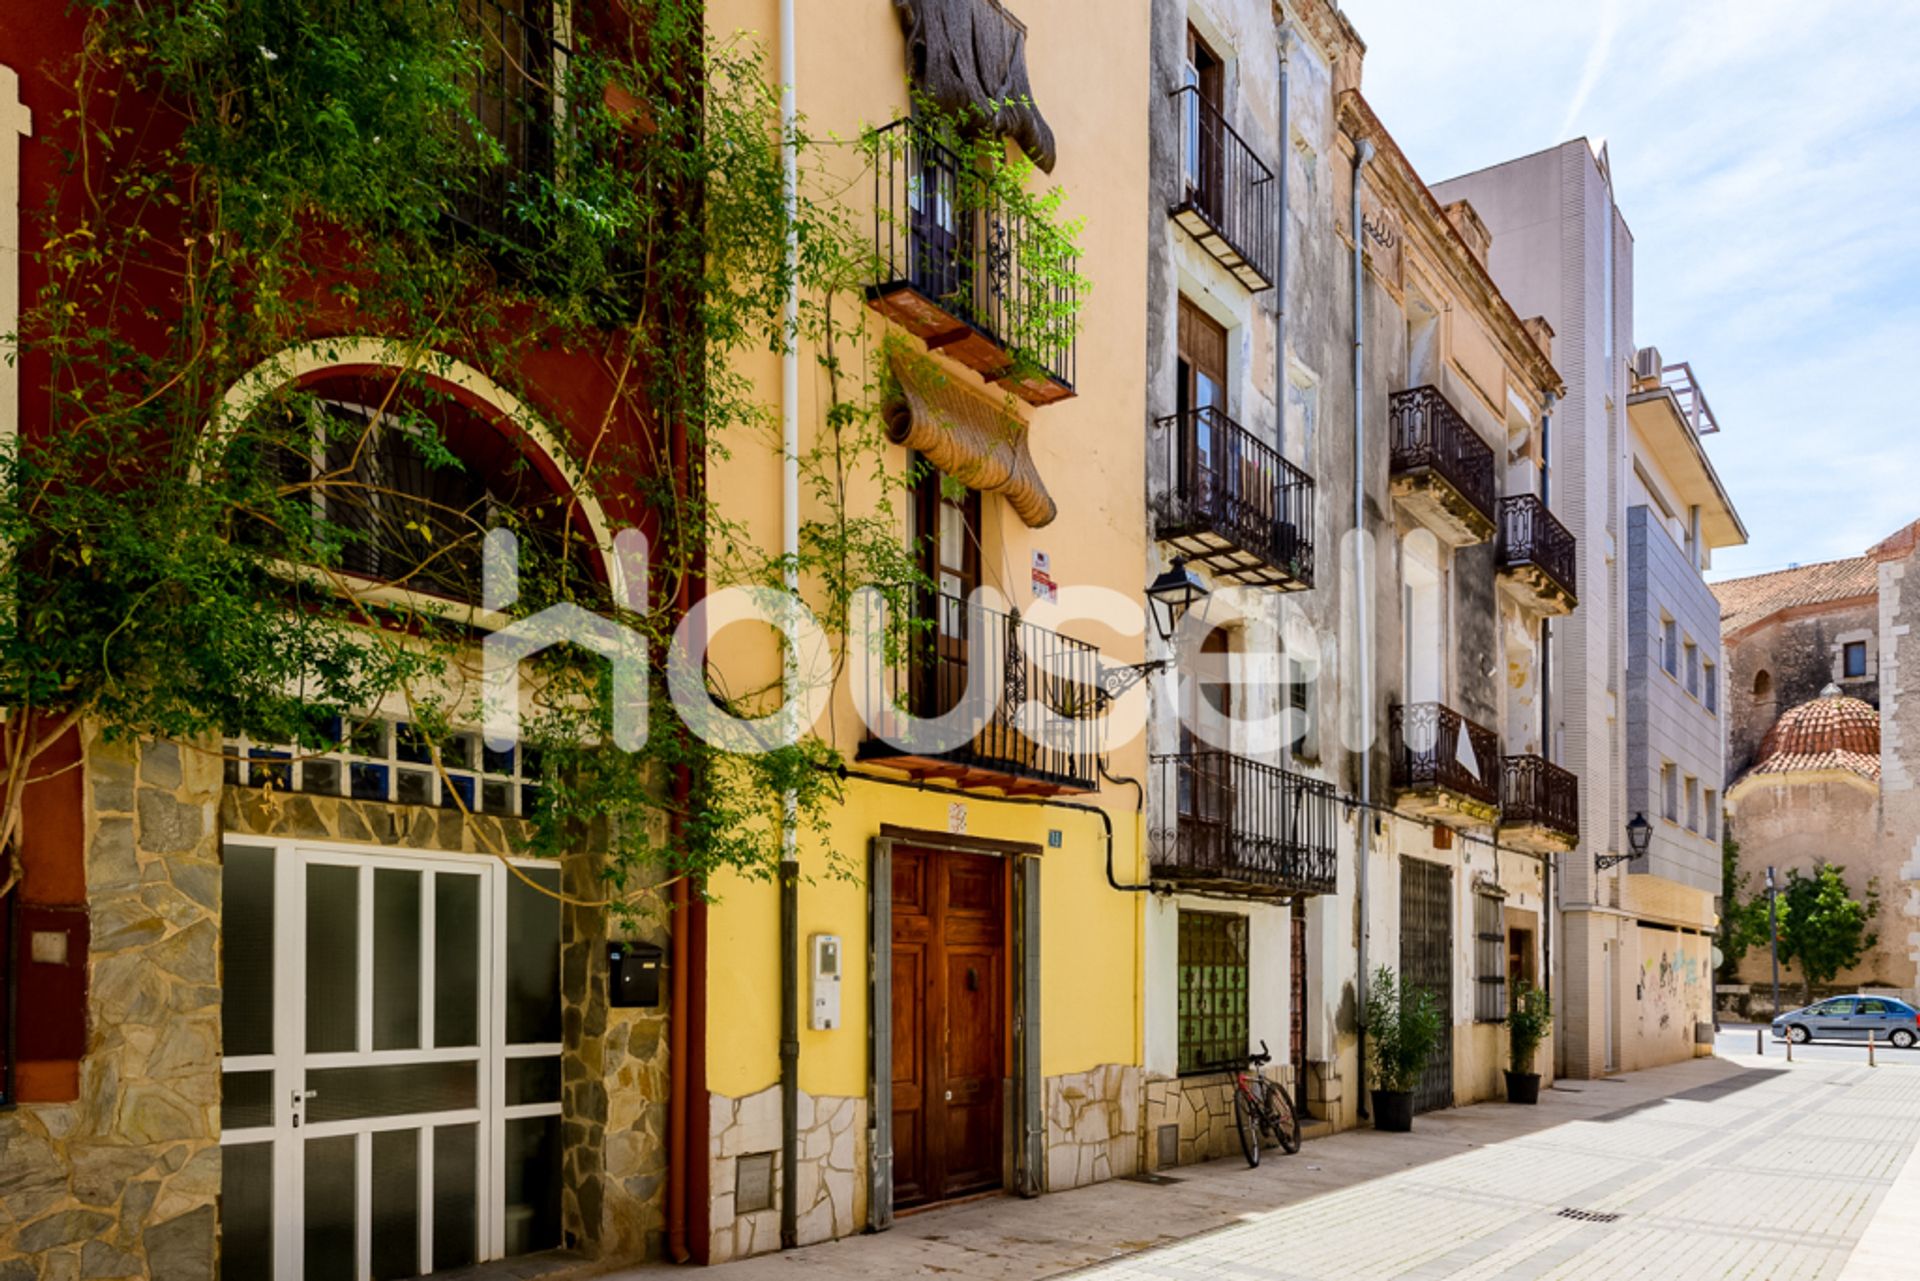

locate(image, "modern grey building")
[[1435, 141, 1746, 1077]]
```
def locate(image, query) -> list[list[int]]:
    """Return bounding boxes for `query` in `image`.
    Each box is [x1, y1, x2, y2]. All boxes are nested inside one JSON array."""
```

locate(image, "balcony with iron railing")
[[867, 119, 1077, 406], [1390, 701, 1502, 826], [1388, 386, 1498, 546], [1153, 407, 1314, 590], [1496, 494, 1578, 616], [1499, 755, 1579, 853], [1169, 86, 1276, 292], [857, 593, 1102, 794], [1150, 752, 1337, 897]]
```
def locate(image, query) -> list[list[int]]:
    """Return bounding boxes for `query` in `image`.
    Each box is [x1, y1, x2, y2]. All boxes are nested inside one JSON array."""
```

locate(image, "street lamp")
[[1595, 811, 1653, 871], [1144, 557, 1209, 643], [1099, 558, 1211, 704]]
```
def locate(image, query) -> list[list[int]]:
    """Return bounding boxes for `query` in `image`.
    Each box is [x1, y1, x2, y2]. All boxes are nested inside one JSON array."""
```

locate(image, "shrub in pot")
[[1364, 964, 1444, 1132], [1503, 980, 1552, 1104]]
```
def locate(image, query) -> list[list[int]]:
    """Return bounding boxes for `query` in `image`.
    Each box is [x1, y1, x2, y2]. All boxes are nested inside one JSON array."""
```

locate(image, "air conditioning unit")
[[1633, 346, 1664, 384]]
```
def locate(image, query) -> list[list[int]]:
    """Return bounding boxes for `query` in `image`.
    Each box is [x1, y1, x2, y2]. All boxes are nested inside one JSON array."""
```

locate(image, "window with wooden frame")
[[911, 462, 983, 719], [1177, 910, 1248, 1075], [1474, 889, 1506, 1023], [1180, 26, 1225, 202], [1176, 295, 1227, 420]]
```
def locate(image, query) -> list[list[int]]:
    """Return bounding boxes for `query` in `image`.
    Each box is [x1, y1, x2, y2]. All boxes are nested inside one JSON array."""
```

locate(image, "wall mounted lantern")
[[1597, 811, 1653, 871]]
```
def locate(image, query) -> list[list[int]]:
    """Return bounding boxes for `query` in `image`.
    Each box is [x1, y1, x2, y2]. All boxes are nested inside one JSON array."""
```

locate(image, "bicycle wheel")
[[1262, 1079, 1301, 1155], [1233, 1085, 1262, 1167]]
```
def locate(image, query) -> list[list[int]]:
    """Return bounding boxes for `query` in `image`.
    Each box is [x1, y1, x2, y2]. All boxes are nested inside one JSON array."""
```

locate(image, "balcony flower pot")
[[1364, 965, 1444, 1134], [1502, 1070, 1541, 1105], [1371, 1088, 1414, 1132], [1502, 979, 1553, 1106]]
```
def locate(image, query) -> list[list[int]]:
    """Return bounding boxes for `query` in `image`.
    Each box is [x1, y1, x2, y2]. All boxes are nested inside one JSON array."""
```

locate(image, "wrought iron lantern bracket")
[[1095, 657, 1171, 708]]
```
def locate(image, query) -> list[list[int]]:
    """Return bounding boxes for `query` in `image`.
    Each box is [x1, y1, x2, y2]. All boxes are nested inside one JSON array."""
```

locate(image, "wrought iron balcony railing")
[[1390, 702, 1501, 811], [1500, 755, 1579, 844], [1496, 494, 1578, 609], [858, 593, 1102, 794], [1170, 86, 1276, 291], [868, 119, 1076, 405], [1154, 406, 1314, 589], [1151, 752, 1337, 896], [1388, 386, 1499, 534]]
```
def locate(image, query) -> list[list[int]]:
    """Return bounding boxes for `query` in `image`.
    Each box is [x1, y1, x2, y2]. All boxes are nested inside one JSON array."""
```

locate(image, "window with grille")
[[1474, 890, 1506, 1023], [452, 0, 563, 252], [1177, 911, 1248, 1074]]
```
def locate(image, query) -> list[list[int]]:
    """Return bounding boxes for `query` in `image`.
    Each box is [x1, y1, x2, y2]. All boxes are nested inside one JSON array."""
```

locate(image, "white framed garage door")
[[217, 837, 564, 1279]]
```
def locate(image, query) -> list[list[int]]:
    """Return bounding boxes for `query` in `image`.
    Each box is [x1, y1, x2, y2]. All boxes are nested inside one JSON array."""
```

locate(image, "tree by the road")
[[1777, 862, 1880, 1001], [1717, 831, 1769, 982]]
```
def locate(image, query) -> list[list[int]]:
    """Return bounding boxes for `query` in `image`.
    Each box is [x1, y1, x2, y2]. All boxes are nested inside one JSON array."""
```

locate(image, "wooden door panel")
[[889, 846, 1006, 1209]]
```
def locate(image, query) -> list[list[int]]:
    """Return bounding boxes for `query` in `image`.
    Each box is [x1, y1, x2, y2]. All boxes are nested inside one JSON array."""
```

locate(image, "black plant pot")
[[1371, 1089, 1414, 1132], [1504, 1070, 1541, 1105]]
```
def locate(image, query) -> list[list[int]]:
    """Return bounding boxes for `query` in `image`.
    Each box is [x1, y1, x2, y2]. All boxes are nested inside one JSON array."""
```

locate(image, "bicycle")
[[1231, 1040, 1301, 1167]]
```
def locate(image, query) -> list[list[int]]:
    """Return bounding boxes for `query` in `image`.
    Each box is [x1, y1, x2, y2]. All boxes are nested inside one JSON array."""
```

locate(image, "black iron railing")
[[1155, 406, 1314, 587], [860, 593, 1102, 791], [1170, 86, 1277, 289], [1152, 752, 1337, 895], [869, 119, 1077, 391], [1390, 702, 1501, 810], [1501, 755, 1579, 842], [1388, 387, 1498, 529], [1497, 494, 1578, 604], [447, 0, 565, 255]]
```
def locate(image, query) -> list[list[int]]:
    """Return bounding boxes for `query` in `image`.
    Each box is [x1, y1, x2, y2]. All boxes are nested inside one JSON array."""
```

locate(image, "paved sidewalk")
[[629, 1050, 1920, 1280]]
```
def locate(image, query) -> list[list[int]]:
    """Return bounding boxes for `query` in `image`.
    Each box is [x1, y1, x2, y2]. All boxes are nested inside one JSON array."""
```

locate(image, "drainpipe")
[[1349, 134, 1375, 1120], [778, 0, 802, 1252], [1274, 26, 1290, 420], [1538, 392, 1555, 1013]]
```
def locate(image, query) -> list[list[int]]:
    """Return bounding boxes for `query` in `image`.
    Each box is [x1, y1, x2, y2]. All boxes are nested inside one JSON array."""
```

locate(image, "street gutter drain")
[[1557, 1208, 1622, 1223]]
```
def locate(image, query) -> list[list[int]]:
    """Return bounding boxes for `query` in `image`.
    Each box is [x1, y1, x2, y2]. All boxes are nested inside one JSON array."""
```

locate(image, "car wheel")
[[1890, 1028, 1917, 1049], [1789, 1024, 1812, 1044]]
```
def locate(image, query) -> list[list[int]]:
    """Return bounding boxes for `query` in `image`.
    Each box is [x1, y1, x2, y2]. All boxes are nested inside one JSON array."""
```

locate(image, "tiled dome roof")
[[1752, 685, 1880, 781]]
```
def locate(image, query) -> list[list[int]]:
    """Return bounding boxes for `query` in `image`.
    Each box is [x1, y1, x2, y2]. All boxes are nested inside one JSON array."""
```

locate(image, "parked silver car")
[[1772, 996, 1920, 1047]]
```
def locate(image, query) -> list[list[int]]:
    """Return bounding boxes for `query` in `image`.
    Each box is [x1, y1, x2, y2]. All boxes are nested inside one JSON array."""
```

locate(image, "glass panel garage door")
[[218, 840, 563, 1279]]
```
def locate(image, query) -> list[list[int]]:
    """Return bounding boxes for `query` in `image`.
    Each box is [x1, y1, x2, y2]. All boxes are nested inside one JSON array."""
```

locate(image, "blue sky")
[[1340, 0, 1920, 579]]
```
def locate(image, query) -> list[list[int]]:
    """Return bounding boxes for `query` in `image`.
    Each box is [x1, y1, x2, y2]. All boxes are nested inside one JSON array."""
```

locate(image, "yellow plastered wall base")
[[704, 782, 1147, 1102]]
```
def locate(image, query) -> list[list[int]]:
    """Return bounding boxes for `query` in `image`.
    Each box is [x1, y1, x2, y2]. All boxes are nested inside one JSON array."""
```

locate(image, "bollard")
[[1757, 1028, 1764, 1056], [1870, 1029, 1877, 1068], [1787, 1034, 1793, 1062]]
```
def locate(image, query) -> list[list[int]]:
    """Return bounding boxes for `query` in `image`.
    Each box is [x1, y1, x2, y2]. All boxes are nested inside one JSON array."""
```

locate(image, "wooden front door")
[[891, 846, 1007, 1209]]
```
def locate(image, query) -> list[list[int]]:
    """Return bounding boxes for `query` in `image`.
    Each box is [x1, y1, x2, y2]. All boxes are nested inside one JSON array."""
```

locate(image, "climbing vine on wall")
[[1, 0, 1085, 915]]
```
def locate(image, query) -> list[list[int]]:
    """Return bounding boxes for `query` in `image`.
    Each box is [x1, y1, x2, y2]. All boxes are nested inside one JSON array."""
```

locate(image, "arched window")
[[1753, 669, 1772, 699], [253, 372, 591, 607]]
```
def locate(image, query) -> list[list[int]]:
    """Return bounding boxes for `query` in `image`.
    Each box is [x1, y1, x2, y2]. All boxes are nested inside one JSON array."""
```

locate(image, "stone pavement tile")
[[608, 1058, 1847, 1280]]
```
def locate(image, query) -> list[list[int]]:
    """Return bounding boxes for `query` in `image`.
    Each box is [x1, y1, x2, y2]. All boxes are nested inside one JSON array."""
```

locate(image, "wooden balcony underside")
[[853, 746, 1092, 798], [867, 285, 1073, 406]]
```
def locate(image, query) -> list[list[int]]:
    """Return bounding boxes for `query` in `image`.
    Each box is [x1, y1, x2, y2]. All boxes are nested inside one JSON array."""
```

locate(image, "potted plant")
[[1364, 965, 1444, 1132], [1503, 980, 1553, 1104]]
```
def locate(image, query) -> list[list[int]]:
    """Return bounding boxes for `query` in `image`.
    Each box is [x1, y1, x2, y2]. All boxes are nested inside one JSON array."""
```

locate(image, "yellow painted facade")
[[698, 0, 1153, 1259]]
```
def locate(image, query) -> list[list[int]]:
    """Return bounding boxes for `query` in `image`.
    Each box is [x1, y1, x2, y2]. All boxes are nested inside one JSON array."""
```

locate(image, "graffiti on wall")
[[1637, 935, 1707, 1039]]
